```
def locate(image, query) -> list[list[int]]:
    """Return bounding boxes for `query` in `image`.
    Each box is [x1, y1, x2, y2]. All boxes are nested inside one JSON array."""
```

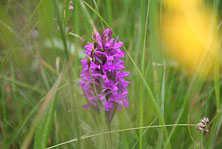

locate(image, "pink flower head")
[[80, 28, 130, 122]]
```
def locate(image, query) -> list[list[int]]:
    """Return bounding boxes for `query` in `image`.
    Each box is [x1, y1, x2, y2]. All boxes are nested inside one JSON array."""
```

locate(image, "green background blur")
[[1, 0, 222, 148]]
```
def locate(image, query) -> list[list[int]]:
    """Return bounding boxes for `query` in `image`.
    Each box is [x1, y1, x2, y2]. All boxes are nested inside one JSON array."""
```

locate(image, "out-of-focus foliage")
[[0, 0, 222, 149]]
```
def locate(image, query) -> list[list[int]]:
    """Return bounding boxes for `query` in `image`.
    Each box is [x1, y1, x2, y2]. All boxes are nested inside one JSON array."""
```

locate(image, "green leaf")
[[34, 96, 58, 149]]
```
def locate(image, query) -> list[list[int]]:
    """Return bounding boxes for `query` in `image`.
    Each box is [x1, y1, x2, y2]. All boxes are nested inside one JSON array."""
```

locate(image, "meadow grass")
[[0, 0, 222, 148]]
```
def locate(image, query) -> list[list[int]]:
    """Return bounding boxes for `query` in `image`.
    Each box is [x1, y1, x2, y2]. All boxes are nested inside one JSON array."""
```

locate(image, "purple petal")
[[84, 43, 93, 50], [102, 28, 112, 42], [114, 41, 124, 49], [122, 99, 129, 108], [105, 101, 113, 111], [83, 104, 91, 110]]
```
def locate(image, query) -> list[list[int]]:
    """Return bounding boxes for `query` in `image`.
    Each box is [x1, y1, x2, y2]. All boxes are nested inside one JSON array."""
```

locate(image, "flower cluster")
[[80, 28, 130, 114], [196, 117, 210, 135]]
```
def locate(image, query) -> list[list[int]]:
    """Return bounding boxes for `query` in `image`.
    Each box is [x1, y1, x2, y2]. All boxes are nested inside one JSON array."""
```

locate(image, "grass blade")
[[21, 72, 64, 149]]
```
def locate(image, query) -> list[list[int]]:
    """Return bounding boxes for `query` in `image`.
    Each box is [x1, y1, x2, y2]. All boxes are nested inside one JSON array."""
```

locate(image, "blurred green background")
[[0, 0, 222, 148]]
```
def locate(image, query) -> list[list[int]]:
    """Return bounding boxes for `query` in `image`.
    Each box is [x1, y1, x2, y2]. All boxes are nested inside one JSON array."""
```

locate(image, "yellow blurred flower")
[[162, 0, 219, 77], [164, 0, 201, 11]]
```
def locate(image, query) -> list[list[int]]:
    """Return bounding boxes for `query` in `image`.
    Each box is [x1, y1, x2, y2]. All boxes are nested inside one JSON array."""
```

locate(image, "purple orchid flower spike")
[[80, 28, 130, 124]]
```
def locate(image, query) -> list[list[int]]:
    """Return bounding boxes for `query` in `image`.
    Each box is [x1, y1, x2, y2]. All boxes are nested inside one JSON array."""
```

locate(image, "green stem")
[[47, 123, 195, 149]]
